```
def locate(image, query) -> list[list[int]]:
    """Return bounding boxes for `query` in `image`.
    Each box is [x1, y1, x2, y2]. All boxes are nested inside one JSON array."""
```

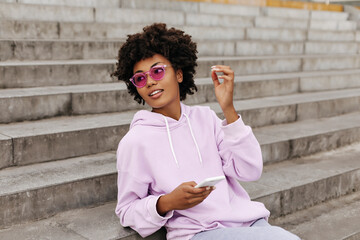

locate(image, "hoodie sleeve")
[[115, 139, 174, 237], [212, 110, 263, 182]]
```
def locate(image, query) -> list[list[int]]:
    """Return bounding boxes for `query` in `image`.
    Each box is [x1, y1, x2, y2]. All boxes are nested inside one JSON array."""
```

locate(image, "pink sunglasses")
[[130, 65, 168, 88]]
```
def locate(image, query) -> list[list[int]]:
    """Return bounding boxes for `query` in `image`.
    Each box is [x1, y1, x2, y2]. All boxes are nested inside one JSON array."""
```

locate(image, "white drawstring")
[[184, 113, 203, 165], [163, 116, 179, 168], [162, 113, 203, 167]]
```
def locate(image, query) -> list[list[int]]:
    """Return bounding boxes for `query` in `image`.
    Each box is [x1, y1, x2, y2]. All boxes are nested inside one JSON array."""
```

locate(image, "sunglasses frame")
[[130, 65, 168, 88]]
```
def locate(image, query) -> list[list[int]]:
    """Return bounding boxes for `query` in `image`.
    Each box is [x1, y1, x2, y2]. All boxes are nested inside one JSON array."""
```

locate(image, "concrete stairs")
[[0, 0, 360, 239]]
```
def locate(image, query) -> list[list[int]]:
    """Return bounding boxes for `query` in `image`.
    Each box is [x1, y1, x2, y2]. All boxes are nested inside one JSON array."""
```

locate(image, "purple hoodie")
[[115, 103, 270, 240]]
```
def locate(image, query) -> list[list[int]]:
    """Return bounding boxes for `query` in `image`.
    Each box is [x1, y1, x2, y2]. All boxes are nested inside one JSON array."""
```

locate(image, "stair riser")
[[9, 126, 127, 167], [300, 74, 360, 92], [0, 78, 299, 123], [9, 0, 120, 7], [235, 41, 304, 56], [2, 74, 360, 124], [0, 64, 116, 88], [0, 94, 71, 124], [296, 97, 360, 121], [246, 28, 307, 42], [305, 42, 359, 55], [0, 40, 122, 61], [256, 17, 357, 31], [2, 117, 360, 169], [1, 153, 358, 230], [260, 128, 360, 164], [186, 14, 254, 28], [308, 30, 358, 42], [303, 56, 360, 71], [255, 169, 360, 219], [0, 136, 12, 169], [2, 19, 359, 42], [2, 40, 358, 62], [0, 2, 94, 23], [0, 40, 309, 62], [0, 174, 117, 228]]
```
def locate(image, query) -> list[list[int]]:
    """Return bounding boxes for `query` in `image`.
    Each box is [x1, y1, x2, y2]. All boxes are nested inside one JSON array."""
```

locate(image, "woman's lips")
[[149, 89, 164, 99]]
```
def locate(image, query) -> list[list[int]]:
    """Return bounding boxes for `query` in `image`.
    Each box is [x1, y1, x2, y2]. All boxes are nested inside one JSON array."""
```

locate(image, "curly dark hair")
[[112, 23, 198, 104]]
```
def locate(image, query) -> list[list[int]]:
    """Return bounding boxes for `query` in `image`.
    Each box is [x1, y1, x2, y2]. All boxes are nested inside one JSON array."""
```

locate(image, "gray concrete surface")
[[1, 143, 360, 238], [2, 75, 359, 123], [0, 39, 124, 61], [1, 102, 360, 168], [271, 190, 360, 240], [254, 112, 360, 163], [1, 0, 360, 238], [3, 54, 359, 88], [0, 152, 117, 228], [0, 134, 12, 169]]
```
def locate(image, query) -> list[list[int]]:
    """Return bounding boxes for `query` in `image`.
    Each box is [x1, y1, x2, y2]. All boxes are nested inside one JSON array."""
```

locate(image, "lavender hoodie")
[[115, 103, 270, 240]]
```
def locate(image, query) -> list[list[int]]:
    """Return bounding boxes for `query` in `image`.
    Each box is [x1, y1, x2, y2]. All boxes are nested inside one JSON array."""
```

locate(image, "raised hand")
[[211, 65, 239, 124]]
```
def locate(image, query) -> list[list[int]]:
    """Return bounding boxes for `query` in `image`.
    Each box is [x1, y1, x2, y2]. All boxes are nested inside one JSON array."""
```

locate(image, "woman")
[[112, 23, 300, 240]]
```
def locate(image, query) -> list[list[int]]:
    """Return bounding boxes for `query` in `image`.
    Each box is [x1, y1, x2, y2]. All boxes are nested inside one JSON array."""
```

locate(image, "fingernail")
[[206, 187, 210, 190], [211, 66, 217, 68], [211, 68, 220, 71]]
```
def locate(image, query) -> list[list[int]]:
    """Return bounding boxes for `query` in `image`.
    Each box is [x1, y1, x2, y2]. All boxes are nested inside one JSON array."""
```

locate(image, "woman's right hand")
[[156, 181, 214, 216]]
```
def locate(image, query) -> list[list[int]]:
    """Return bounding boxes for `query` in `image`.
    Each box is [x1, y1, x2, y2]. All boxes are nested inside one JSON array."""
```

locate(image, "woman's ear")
[[176, 69, 183, 83]]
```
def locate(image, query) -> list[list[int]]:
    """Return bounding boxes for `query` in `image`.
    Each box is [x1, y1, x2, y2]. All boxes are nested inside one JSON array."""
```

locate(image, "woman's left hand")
[[211, 65, 239, 124]]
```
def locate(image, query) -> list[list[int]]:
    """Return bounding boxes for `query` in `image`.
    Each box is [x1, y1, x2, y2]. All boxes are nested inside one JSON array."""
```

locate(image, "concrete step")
[[0, 2, 95, 23], [1, 54, 359, 88], [0, 151, 117, 228], [253, 112, 360, 164], [304, 41, 359, 54], [1, 39, 359, 61], [271, 191, 360, 240], [0, 59, 117, 88], [0, 0, 120, 7], [0, 20, 248, 40], [261, 6, 310, 19], [262, 7, 349, 21], [308, 29, 359, 42], [0, 39, 302, 61], [1, 143, 360, 238], [255, 16, 357, 31], [205, 88, 360, 128], [1, 74, 360, 124], [309, 19, 357, 31], [123, 0, 261, 17], [0, 39, 124, 61], [247, 28, 359, 42], [1, 95, 360, 168], [1, 18, 359, 42], [311, 10, 349, 21], [0, 2, 184, 26], [243, 142, 360, 218]]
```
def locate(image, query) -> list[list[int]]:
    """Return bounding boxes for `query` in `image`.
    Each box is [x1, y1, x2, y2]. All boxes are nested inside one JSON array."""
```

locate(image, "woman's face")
[[132, 54, 183, 115]]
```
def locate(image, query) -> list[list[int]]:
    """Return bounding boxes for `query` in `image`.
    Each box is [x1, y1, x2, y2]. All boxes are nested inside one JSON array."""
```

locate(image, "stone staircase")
[[0, 0, 360, 239]]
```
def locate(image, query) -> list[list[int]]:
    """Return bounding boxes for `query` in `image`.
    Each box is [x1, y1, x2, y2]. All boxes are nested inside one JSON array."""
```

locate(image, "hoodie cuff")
[[221, 115, 250, 139], [147, 195, 174, 222]]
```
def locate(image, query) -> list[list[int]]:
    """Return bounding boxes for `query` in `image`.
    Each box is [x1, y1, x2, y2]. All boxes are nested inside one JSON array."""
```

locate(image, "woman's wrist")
[[222, 105, 239, 124], [156, 194, 173, 216]]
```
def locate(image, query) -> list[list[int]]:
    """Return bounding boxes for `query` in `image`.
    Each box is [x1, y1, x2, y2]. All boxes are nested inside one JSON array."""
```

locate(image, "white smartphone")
[[195, 176, 226, 188]]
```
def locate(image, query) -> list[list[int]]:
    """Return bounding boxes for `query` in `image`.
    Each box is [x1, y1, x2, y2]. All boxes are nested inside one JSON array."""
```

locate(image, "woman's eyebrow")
[[134, 62, 162, 74]]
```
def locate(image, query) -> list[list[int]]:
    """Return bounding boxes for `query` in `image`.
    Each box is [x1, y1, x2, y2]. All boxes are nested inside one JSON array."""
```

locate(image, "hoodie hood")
[[130, 102, 189, 129], [129, 103, 202, 167]]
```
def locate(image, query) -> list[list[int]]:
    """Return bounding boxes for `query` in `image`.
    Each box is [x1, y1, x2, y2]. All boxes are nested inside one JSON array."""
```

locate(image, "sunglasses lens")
[[150, 66, 165, 80], [133, 74, 147, 88]]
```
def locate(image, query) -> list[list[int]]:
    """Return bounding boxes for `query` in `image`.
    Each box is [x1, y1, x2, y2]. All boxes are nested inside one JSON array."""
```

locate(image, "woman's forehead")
[[133, 54, 169, 72]]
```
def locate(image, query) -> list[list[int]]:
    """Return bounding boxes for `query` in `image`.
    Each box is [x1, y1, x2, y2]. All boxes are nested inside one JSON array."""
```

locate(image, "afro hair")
[[112, 23, 198, 104]]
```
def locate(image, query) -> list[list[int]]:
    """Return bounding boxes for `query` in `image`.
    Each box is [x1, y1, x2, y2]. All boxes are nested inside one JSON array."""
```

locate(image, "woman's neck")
[[152, 102, 182, 121]]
